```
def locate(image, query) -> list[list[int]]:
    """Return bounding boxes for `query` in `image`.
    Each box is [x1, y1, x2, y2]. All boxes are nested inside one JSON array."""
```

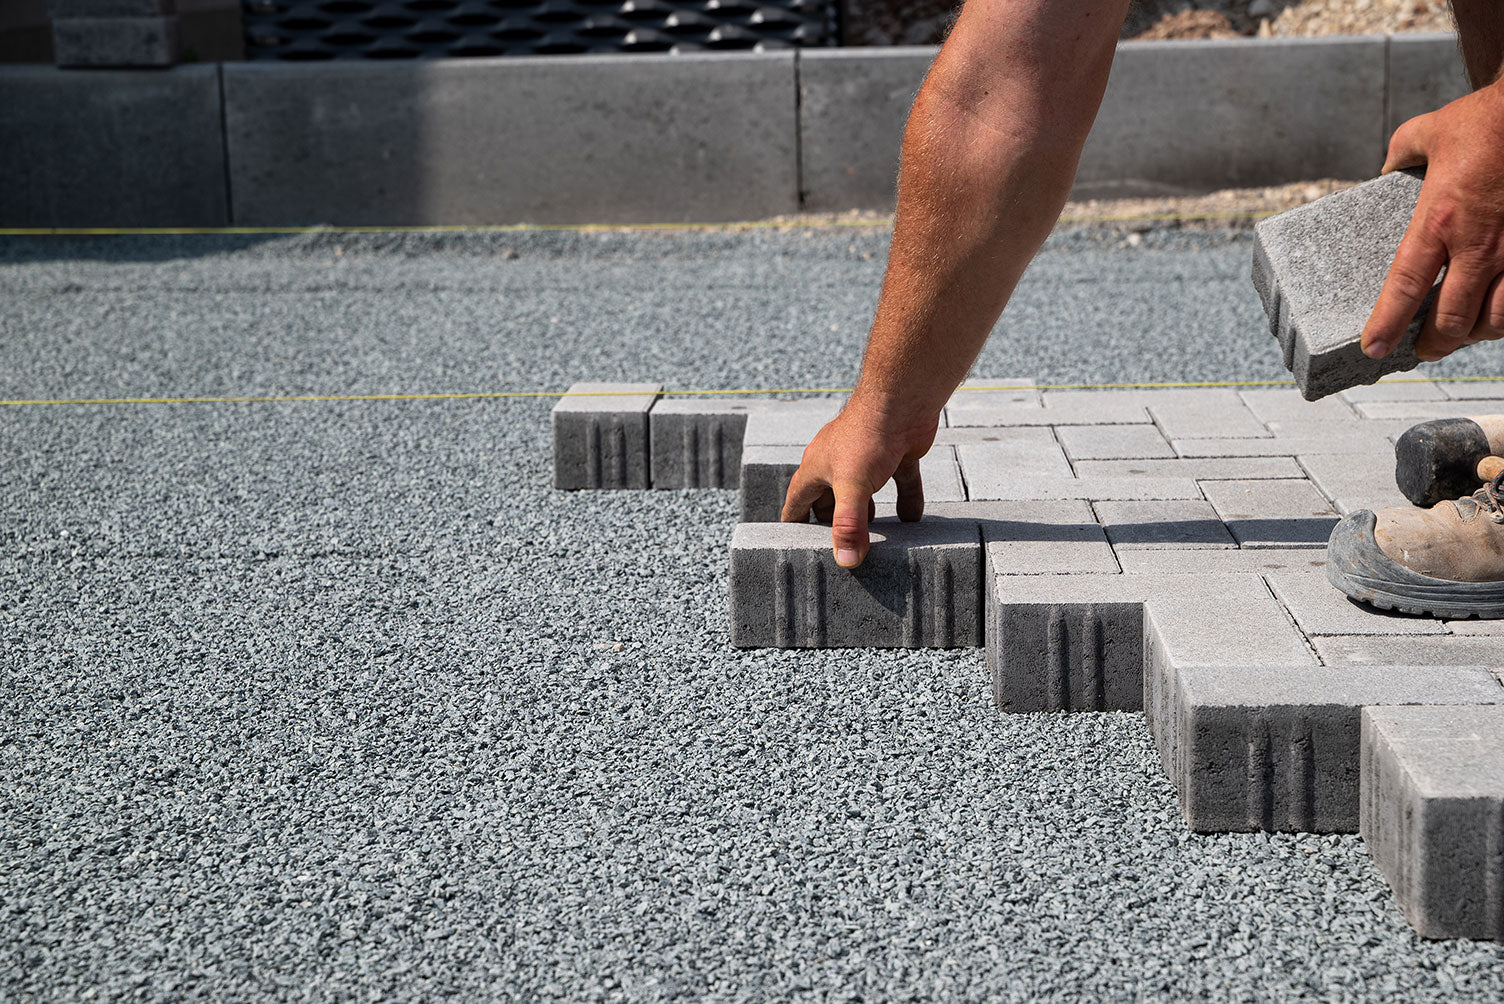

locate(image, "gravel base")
[[4, 226, 1504, 1000]]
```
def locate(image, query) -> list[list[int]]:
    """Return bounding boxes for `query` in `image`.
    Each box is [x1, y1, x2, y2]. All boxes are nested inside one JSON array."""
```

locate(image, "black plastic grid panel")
[[242, 0, 837, 59]]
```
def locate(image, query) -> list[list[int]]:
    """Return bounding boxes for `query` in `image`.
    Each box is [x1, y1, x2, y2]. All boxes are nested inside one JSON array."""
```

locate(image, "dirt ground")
[[843, 0, 1454, 47]]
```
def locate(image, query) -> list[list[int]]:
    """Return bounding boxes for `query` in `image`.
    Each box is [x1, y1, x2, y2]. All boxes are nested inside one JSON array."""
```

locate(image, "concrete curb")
[[0, 35, 1477, 226]]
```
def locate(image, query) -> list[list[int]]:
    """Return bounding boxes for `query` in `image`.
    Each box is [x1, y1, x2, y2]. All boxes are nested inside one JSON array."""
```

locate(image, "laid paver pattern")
[[555, 371, 1504, 940]]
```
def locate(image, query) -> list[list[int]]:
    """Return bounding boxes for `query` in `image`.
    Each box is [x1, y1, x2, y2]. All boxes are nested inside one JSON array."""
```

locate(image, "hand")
[[780, 398, 939, 569], [1362, 82, 1504, 363]]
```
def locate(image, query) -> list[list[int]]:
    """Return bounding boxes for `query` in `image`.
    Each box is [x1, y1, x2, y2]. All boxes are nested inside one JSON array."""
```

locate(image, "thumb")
[[1383, 114, 1430, 174], [830, 484, 873, 569]]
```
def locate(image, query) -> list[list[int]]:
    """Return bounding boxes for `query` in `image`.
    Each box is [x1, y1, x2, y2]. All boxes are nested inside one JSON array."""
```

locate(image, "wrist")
[[845, 382, 944, 442]]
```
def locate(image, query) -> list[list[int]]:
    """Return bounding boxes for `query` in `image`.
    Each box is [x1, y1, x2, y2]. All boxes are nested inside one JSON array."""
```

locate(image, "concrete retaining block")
[[1253, 170, 1429, 400], [223, 53, 799, 226], [551, 382, 661, 491], [1387, 33, 1471, 137], [797, 47, 936, 213], [1362, 704, 1504, 939], [730, 518, 982, 648], [1171, 666, 1502, 833], [649, 398, 751, 490], [0, 65, 227, 227], [51, 14, 177, 65], [1077, 37, 1386, 197]]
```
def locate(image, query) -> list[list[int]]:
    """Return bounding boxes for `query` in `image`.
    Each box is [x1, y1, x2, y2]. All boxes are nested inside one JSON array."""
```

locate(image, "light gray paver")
[[1116, 547, 1328, 574], [1171, 665, 1502, 833], [741, 398, 844, 447], [1445, 618, 1504, 636], [1438, 382, 1504, 400], [1057, 424, 1174, 461], [1296, 452, 1412, 515], [551, 381, 661, 490], [1174, 433, 1395, 457], [1338, 375, 1446, 403], [1314, 634, 1504, 667], [1252, 170, 1428, 400], [1239, 388, 1359, 425], [1072, 457, 1305, 480], [649, 398, 752, 490], [1266, 570, 1447, 636], [738, 444, 804, 523], [948, 395, 1148, 428], [1093, 500, 1236, 550], [1362, 704, 1504, 940], [943, 378, 1042, 427], [873, 446, 966, 505], [1200, 478, 1339, 548], [1145, 389, 1271, 439], [933, 426, 1060, 446], [730, 519, 981, 649], [964, 475, 1204, 503], [954, 439, 1074, 497], [978, 500, 1119, 576]]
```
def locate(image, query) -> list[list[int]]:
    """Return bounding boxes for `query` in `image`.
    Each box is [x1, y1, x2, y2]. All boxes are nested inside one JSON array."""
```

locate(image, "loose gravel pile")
[[4, 226, 1504, 999]]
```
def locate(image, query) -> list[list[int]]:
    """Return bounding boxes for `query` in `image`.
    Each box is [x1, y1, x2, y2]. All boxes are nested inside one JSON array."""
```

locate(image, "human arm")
[[781, 0, 1132, 568], [1361, 0, 1504, 362]]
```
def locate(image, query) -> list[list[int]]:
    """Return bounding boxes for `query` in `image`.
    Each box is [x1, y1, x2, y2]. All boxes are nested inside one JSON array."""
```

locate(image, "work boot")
[[1328, 461, 1504, 618]]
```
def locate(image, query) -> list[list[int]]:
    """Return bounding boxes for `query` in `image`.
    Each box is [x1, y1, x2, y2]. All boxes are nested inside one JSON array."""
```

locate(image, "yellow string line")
[[4, 375, 1501, 408], [0, 209, 1282, 238]]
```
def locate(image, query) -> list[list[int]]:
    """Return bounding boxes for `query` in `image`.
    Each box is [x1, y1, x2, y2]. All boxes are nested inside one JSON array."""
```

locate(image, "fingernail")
[[1362, 340, 1389, 359], [836, 548, 859, 568]]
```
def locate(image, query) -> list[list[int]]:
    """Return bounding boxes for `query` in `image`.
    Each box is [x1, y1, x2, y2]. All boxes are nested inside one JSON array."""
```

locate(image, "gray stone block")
[[1116, 547, 1327, 575], [1093, 499, 1235, 550], [1266, 570, 1447, 636], [739, 444, 803, 523], [1077, 37, 1385, 197], [797, 47, 936, 213], [51, 14, 178, 66], [1362, 704, 1504, 939], [942, 378, 1042, 427], [1072, 457, 1304, 480], [1352, 400, 1478, 421], [954, 439, 1072, 498], [1314, 634, 1504, 667], [1438, 381, 1504, 400], [223, 54, 799, 226], [741, 398, 844, 447], [1387, 33, 1471, 137], [649, 398, 751, 490], [1295, 452, 1412, 515], [1056, 424, 1174, 462], [1145, 389, 1271, 440], [1173, 431, 1396, 458], [1200, 479, 1338, 548], [933, 426, 1057, 447], [551, 382, 661, 491], [1238, 388, 1359, 425], [873, 446, 965, 505], [730, 518, 981, 649], [1252, 170, 1429, 400], [980, 500, 1119, 577], [1338, 374, 1445, 403], [1172, 665, 1501, 833], [952, 393, 1148, 428], [0, 65, 227, 227], [987, 574, 1145, 713], [965, 475, 1204, 503]]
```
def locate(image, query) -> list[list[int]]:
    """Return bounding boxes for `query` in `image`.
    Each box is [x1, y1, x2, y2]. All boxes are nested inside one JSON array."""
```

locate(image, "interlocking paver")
[[730, 518, 981, 649], [1362, 705, 1504, 940], [948, 394, 1149, 427], [964, 475, 1205, 502], [738, 444, 804, 522], [1239, 388, 1358, 425], [943, 378, 1041, 426], [933, 425, 1061, 446], [742, 397, 844, 446], [1351, 400, 1473, 421], [1296, 452, 1412, 515], [1314, 634, 1504, 666], [1174, 433, 1394, 457], [1438, 382, 1504, 399], [1093, 499, 1236, 549], [1072, 457, 1304, 479], [1338, 376, 1445, 403], [1170, 664, 1502, 833], [649, 398, 752, 489], [1266, 570, 1447, 635], [552, 381, 662, 490], [1144, 389, 1271, 440], [873, 446, 966, 505], [1056, 424, 1174, 461], [1252, 170, 1428, 400], [976, 500, 1119, 576], [1115, 547, 1328, 574], [954, 438, 1074, 495], [1199, 479, 1338, 548]]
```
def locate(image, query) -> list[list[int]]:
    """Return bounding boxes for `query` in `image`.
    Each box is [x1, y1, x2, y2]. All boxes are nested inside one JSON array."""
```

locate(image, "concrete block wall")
[[0, 34, 1477, 227]]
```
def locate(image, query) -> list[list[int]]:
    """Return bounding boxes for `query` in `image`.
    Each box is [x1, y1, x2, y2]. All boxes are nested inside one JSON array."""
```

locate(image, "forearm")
[[848, 0, 1130, 430]]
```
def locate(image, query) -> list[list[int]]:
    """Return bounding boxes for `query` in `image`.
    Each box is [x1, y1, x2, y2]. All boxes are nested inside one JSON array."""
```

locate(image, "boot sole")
[[1326, 509, 1504, 619]]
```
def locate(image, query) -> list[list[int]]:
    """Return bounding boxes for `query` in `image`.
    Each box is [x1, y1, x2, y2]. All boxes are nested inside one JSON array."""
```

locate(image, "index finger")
[[1361, 223, 1448, 360]]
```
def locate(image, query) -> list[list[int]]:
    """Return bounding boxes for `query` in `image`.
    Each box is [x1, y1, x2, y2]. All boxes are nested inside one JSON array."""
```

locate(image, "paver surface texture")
[[7, 227, 1504, 999]]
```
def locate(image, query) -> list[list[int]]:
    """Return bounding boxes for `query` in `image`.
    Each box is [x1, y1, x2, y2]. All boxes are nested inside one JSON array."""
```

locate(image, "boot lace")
[[1473, 468, 1504, 524]]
